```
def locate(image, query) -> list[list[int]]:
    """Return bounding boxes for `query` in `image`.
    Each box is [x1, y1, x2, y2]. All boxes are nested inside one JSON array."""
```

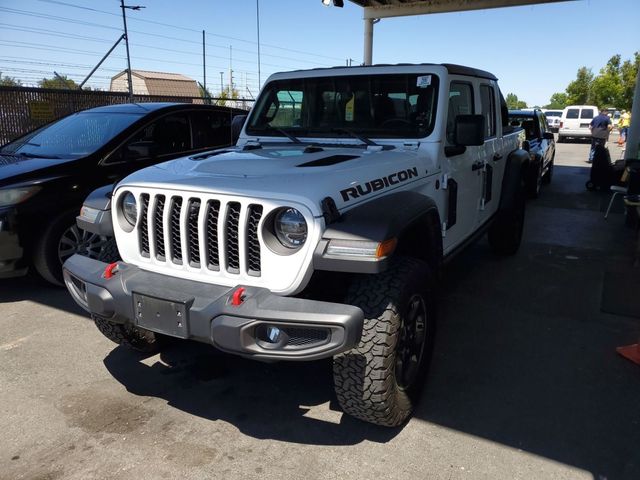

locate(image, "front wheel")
[[333, 257, 436, 427], [527, 159, 543, 198], [542, 154, 554, 185], [93, 315, 168, 354], [33, 210, 112, 286]]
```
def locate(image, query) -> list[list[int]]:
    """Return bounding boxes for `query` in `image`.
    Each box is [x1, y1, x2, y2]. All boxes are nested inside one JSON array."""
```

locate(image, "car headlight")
[[0, 186, 41, 207], [274, 208, 307, 248], [121, 191, 137, 226]]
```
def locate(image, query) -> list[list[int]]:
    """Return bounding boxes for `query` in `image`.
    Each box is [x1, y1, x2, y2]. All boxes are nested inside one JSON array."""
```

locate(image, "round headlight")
[[274, 208, 307, 248], [121, 192, 138, 226]]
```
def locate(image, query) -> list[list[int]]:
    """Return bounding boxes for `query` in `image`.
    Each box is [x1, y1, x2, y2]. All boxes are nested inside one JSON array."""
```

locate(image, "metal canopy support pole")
[[363, 16, 374, 66], [79, 34, 125, 90], [625, 67, 640, 161]]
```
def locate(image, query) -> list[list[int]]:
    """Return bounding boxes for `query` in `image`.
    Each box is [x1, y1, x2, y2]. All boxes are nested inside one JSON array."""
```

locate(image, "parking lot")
[[1, 138, 639, 480]]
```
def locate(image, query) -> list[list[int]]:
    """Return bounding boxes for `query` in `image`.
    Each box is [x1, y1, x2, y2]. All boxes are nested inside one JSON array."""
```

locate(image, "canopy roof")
[[347, 0, 575, 18]]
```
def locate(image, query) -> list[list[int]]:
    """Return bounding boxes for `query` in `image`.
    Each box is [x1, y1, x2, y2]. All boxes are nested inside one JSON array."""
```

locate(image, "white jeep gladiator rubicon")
[[64, 63, 529, 427]]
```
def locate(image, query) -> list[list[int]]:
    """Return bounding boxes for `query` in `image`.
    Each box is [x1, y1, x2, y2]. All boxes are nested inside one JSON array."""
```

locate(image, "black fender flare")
[[498, 148, 529, 212], [76, 184, 114, 236], [313, 191, 443, 275]]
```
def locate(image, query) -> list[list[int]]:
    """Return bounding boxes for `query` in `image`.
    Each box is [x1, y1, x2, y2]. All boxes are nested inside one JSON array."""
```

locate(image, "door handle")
[[493, 153, 503, 161], [471, 161, 484, 171]]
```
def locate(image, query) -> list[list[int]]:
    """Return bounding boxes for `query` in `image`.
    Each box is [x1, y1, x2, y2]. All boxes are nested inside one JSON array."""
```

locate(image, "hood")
[[0, 154, 76, 186], [118, 145, 427, 216]]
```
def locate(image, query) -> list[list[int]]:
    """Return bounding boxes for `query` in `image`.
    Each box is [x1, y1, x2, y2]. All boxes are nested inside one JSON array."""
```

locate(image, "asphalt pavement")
[[1, 136, 639, 480]]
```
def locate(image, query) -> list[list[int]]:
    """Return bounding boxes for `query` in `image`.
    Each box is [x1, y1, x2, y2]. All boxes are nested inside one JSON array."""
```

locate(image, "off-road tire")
[[488, 181, 526, 255], [333, 257, 435, 427], [93, 315, 168, 353], [97, 237, 121, 263], [542, 154, 554, 185]]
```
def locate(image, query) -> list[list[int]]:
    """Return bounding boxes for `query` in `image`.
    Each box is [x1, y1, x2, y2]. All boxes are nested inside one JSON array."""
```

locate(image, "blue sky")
[[0, 0, 638, 106]]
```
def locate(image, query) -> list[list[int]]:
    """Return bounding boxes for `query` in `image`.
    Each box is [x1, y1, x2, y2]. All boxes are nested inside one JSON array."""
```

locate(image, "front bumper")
[[0, 208, 27, 279], [63, 254, 364, 361]]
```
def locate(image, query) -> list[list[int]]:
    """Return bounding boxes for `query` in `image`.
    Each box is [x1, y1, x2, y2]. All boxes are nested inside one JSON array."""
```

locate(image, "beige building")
[[110, 70, 200, 97]]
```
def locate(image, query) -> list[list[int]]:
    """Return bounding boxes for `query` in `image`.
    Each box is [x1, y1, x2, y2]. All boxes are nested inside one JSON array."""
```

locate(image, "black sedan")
[[508, 109, 556, 198], [0, 102, 245, 285]]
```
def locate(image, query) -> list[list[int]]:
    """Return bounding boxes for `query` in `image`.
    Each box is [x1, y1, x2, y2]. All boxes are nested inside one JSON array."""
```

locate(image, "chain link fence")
[[0, 86, 253, 145]]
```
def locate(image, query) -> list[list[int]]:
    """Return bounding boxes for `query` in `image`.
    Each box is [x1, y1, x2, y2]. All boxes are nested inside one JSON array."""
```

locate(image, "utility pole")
[[256, 0, 261, 89], [229, 45, 233, 96], [120, 0, 145, 101], [202, 30, 207, 103], [219, 72, 224, 96]]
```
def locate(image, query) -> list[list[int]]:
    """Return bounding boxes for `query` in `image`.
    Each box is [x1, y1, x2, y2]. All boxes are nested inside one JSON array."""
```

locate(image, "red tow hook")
[[103, 262, 119, 279], [231, 287, 246, 306]]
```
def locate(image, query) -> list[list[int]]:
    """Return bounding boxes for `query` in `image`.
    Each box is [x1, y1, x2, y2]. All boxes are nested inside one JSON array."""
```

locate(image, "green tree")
[[0, 74, 21, 86], [198, 82, 213, 103], [546, 92, 568, 109], [565, 67, 594, 105], [215, 86, 239, 106], [618, 51, 640, 110], [38, 74, 78, 89], [505, 93, 527, 109], [591, 55, 624, 108]]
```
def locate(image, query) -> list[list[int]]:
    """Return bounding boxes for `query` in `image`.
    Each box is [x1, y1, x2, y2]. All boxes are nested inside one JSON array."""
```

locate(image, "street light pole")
[[120, 0, 145, 101]]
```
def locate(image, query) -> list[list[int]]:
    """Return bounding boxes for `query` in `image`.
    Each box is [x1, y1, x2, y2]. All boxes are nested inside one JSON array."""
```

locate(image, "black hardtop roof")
[[276, 63, 498, 81], [80, 102, 241, 114]]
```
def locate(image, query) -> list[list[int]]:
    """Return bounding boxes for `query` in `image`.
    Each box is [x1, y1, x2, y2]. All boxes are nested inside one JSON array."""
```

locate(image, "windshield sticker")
[[345, 95, 355, 122], [416, 75, 432, 88]]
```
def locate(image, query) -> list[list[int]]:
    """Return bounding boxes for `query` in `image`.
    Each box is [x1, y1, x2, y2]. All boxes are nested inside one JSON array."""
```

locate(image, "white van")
[[557, 105, 599, 142]]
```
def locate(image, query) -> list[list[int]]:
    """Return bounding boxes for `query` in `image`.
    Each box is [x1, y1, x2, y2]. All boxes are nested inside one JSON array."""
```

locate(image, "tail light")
[[560, 121, 563, 128]]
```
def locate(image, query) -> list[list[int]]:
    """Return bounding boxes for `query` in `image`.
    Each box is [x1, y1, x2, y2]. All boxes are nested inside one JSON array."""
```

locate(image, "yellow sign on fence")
[[29, 102, 55, 121]]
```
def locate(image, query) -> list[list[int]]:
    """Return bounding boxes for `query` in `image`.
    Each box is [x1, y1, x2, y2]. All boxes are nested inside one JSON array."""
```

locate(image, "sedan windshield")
[[246, 73, 439, 140], [545, 111, 561, 117], [1, 111, 144, 158]]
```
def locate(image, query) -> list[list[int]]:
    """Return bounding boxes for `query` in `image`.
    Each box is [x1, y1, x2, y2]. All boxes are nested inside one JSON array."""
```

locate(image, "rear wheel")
[[488, 180, 526, 255], [333, 257, 436, 427]]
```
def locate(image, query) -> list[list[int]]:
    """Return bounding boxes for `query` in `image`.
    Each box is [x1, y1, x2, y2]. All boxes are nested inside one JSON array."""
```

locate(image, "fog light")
[[267, 326, 282, 343]]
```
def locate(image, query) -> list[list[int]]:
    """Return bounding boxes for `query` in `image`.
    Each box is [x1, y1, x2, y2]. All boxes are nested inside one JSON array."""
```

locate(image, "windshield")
[[1, 111, 144, 158], [545, 111, 561, 117], [246, 73, 439, 140]]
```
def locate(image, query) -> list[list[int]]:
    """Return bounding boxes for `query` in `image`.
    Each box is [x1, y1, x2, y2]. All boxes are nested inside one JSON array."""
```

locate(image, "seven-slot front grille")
[[140, 193, 264, 277]]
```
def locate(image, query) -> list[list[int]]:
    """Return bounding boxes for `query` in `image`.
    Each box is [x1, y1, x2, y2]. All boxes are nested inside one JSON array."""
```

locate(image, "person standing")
[[588, 108, 613, 162], [618, 110, 631, 145]]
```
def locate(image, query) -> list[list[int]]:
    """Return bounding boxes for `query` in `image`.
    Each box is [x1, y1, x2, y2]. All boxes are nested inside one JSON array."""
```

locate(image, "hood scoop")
[[297, 154, 359, 168]]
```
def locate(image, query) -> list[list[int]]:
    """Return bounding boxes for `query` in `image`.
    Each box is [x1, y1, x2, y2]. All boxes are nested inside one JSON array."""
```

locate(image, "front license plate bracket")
[[133, 292, 189, 339]]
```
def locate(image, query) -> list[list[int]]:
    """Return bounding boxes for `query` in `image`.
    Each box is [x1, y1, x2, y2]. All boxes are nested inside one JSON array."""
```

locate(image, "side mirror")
[[231, 114, 247, 144], [125, 140, 158, 160], [543, 132, 554, 140], [454, 115, 485, 146]]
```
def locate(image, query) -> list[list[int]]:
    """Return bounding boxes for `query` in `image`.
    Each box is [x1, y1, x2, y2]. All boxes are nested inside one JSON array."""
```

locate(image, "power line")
[[0, 8, 337, 71], [33, 0, 346, 62]]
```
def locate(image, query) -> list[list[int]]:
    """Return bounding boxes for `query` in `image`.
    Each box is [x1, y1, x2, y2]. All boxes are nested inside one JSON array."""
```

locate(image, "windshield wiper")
[[263, 125, 301, 143], [331, 128, 378, 146], [17, 152, 60, 159]]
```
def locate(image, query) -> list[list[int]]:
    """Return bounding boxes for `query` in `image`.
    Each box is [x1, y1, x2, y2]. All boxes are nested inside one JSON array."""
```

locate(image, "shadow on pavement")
[[103, 342, 401, 446], [0, 271, 84, 316]]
